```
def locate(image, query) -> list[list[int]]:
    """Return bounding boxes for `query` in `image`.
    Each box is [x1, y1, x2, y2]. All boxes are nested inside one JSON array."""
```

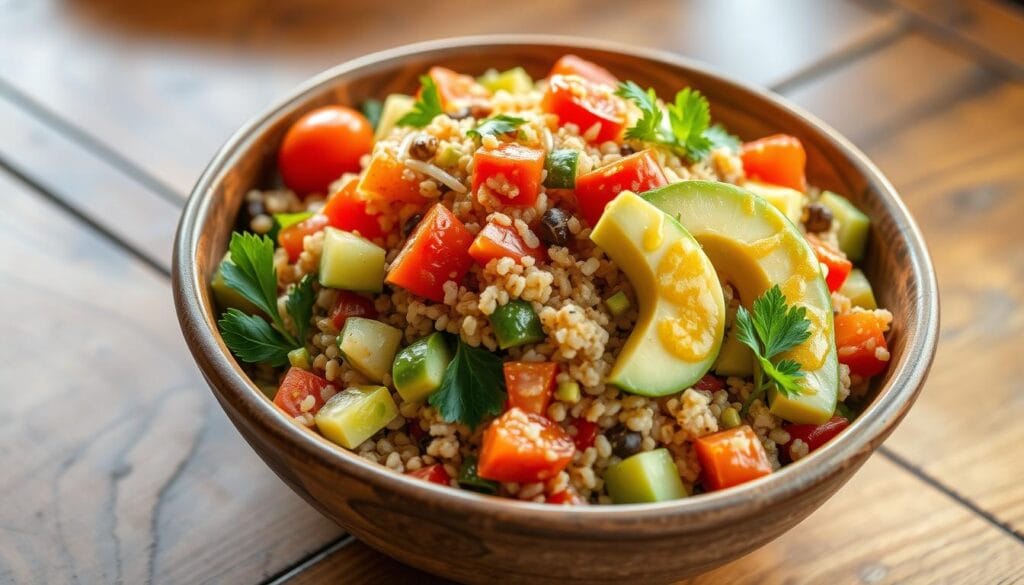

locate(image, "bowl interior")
[[178, 37, 937, 524]]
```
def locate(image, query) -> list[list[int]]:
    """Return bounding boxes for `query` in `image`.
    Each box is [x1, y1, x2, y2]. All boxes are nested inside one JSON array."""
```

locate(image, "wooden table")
[[1, 1, 1022, 582]]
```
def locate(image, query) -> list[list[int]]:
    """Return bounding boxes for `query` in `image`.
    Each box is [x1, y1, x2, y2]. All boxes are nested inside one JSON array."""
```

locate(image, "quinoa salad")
[[214, 55, 893, 505]]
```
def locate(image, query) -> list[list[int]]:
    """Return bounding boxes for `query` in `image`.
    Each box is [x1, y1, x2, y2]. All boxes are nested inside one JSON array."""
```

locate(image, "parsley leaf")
[[397, 75, 444, 128], [218, 309, 293, 367], [285, 274, 316, 344], [221, 232, 279, 319], [615, 81, 729, 162], [429, 338, 506, 428], [705, 124, 741, 152], [734, 284, 813, 410], [467, 114, 526, 139]]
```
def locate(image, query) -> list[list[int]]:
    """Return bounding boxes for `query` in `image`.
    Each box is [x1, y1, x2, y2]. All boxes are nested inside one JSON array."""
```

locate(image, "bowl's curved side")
[[173, 36, 939, 583]]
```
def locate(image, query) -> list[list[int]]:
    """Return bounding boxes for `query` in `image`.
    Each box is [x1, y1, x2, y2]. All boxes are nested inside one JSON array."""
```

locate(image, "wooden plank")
[[784, 32, 1024, 533], [282, 457, 1024, 584], [0, 170, 342, 584], [0, 0, 896, 195], [889, 0, 1024, 69]]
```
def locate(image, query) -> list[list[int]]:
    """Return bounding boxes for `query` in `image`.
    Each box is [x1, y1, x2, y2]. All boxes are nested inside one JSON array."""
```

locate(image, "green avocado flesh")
[[645, 181, 839, 424], [590, 192, 725, 397], [604, 449, 687, 504]]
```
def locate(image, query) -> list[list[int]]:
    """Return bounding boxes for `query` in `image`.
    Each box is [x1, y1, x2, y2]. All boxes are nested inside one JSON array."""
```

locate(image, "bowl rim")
[[173, 34, 939, 532]]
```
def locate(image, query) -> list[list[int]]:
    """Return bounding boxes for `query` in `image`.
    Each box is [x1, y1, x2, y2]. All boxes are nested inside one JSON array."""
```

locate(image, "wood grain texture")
[[888, 0, 1024, 70], [0, 170, 342, 584], [282, 457, 1024, 585], [0, 0, 895, 195]]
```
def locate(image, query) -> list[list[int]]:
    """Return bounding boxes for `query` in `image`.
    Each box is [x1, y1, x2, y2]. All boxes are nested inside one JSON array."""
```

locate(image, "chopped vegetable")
[[740, 134, 807, 192], [429, 339, 506, 428], [329, 291, 377, 330], [422, 66, 490, 113], [733, 285, 812, 411], [277, 214, 328, 263], [468, 221, 543, 266], [569, 417, 599, 451], [574, 149, 668, 226], [478, 67, 534, 94], [356, 150, 424, 203], [490, 300, 545, 349], [695, 425, 772, 491], [834, 311, 890, 377], [839, 269, 877, 309], [543, 148, 579, 189], [320, 181, 384, 240], [784, 416, 849, 459], [546, 488, 583, 505], [542, 74, 626, 143], [743, 181, 804, 226], [604, 290, 631, 317], [471, 142, 545, 206], [818, 191, 870, 261], [392, 332, 453, 403], [549, 54, 618, 87], [477, 408, 575, 483], [397, 74, 444, 128], [273, 367, 330, 418], [604, 449, 687, 504], [314, 385, 399, 449], [720, 407, 742, 429], [278, 105, 373, 196], [435, 144, 463, 167], [694, 373, 726, 392], [337, 317, 403, 383], [374, 94, 415, 141], [555, 380, 581, 404], [467, 114, 526, 139], [503, 361, 558, 416], [287, 347, 311, 370], [386, 203, 475, 303], [407, 464, 452, 486], [806, 234, 852, 293], [615, 81, 714, 162], [457, 457, 499, 494], [319, 227, 387, 293], [267, 211, 314, 243]]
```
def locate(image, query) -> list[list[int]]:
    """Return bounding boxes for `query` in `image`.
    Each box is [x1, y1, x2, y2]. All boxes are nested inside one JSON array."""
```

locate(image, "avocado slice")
[[604, 449, 687, 504], [645, 181, 839, 424], [590, 192, 725, 396], [818, 191, 870, 262]]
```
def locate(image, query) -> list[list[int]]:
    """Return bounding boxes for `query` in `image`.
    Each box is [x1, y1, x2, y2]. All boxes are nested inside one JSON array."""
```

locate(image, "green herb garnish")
[[467, 114, 526, 139], [429, 338, 506, 428], [216, 232, 317, 365], [397, 75, 444, 128], [733, 285, 812, 413], [267, 211, 313, 242], [704, 124, 741, 153], [615, 81, 724, 162]]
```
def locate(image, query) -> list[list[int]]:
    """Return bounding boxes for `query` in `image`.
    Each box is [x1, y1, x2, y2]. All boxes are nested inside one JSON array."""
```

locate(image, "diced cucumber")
[[604, 290, 631, 317], [338, 317, 403, 383], [543, 149, 579, 189], [721, 407, 742, 429], [315, 385, 399, 449], [212, 252, 262, 315], [374, 94, 415, 141], [713, 327, 754, 377], [555, 381, 581, 403], [435, 144, 463, 168], [477, 67, 534, 94], [604, 449, 687, 504], [744, 181, 804, 226], [288, 347, 311, 370], [490, 300, 545, 349], [819, 191, 870, 261], [839, 268, 877, 309], [392, 332, 453, 403], [458, 457, 499, 494], [268, 211, 314, 243], [319, 227, 386, 292]]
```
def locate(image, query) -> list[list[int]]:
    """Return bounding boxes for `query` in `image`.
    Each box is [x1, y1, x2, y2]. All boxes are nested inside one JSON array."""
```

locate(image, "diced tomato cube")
[[807, 234, 852, 292], [469, 221, 543, 266], [834, 311, 890, 377], [568, 418, 600, 451], [385, 203, 475, 302], [740, 134, 807, 192], [357, 150, 423, 204], [549, 54, 618, 87], [542, 74, 626, 143], [574, 149, 668, 226], [427, 66, 491, 112], [273, 367, 330, 418], [329, 291, 377, 330], [407, 464, 452, 486], [695, 425, 772, 491], [320, 181, 383, 239], [783, 416, 850, 460], [503, 362, 558, 416], [278, 214, 328, 263], [477, 408, 575, 483], [471, 143, 546, 207]]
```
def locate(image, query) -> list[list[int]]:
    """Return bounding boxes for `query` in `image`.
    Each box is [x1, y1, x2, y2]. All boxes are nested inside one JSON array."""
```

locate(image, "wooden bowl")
[[173, 36, 939, 584]]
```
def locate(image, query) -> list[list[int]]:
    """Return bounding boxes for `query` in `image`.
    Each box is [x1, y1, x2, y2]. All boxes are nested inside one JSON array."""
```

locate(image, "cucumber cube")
[[315, 385, 399, 449], [212, 253, 262, 315], [490, 300, 545, 349], [288, 347, 311, 370], [839, 268, 877, 309], [745, 181, 804, 226], [604, 449, 687, 504], [478, 67, 534, 94], [374, 94, 415, 142], [338, 317, 402, 383], [819, 191, 870, 261], [555, 381, 581, 403], [392, 332, 453, 403], [604, 291, 631, 317], [319, 227, 386, 292]]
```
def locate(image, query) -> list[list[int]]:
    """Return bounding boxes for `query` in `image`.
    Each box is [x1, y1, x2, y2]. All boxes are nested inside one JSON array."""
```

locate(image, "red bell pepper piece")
[[278, 214, 328, 263], [477, 408, 575, 483], [806, 234, 852, 292], [834, 311, 890, 377], [568, 418, 600, 451], [471, 143, 546, 207], [357, 150, 424, 204], [740, 134, 807, 192], [386, 203, 475, 303], [693, 374, 725, 392], [426, 66, 491, 112], [273, 367, 330, 418], [542, 74, 626, 143], [695, 425, 772, 491], [503, 362, 558, 416], [407, 464, 452, 486], [574, 149, 668, 226], [469, 221, 543, 266], [320, 181, 383, 240], [329, 291, 377, 330], [783, 416, 850, 460], [549, 54, 618, 87]]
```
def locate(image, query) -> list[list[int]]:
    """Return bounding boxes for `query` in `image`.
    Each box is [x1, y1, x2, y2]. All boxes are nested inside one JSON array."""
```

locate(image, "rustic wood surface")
[[0, 0, 1021, 583]]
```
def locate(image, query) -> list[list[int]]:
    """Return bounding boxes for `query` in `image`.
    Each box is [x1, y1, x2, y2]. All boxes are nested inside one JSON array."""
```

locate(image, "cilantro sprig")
[[467, 114, 526, 139], [429, 338, 506, 428], [615, 81, 738, 162], [397, 75, 444, 128], [216, 232, 316, 366], [733, 285, 812, 413]]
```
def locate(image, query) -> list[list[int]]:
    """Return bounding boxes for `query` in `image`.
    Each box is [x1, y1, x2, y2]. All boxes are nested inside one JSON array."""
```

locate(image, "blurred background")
[[1, 1, 1022, 583]]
